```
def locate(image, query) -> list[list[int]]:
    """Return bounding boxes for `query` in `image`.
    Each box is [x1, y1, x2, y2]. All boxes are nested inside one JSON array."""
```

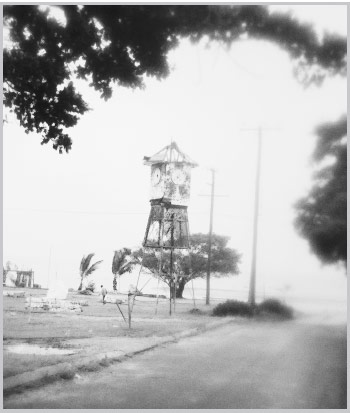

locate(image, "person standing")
[[101, 285, 107, 304]]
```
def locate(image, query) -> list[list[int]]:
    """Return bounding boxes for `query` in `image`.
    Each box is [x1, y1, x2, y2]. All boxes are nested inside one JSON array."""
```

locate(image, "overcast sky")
[[3, 4, 347, 303]]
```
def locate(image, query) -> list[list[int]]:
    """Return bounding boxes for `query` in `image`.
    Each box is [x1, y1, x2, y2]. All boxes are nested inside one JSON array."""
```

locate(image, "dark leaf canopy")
[[313, 115, 347, 161], [3, 5, 346, 152], [294, 115, 347, 266], [133, 233, 241, 287]]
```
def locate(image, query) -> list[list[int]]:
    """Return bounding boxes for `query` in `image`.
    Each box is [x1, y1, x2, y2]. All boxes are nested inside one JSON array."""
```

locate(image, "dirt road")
[[4, 314, 346, 409]]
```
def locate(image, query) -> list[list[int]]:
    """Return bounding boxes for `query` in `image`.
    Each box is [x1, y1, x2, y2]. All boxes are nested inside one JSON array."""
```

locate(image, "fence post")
[[28, 294, 32, 323], [128, 293, 132, 329]]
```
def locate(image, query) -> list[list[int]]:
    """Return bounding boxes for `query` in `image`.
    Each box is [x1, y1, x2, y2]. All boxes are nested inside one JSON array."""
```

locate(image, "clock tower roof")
[[143, 141, 197, 167]]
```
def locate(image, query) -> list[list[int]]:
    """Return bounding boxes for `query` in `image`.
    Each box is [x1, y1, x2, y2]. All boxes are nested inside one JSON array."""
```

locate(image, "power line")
[[4, 208, 272, 220], [3, 208, 148, 215]]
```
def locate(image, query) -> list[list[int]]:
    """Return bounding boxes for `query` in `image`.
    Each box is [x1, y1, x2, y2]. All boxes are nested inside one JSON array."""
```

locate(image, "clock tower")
[[143, 141, 197, 249], [126, 141, 197, 320]]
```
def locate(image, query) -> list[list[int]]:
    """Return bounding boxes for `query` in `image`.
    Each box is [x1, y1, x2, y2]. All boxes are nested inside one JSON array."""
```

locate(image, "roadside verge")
[[4, 318, 232, 396]]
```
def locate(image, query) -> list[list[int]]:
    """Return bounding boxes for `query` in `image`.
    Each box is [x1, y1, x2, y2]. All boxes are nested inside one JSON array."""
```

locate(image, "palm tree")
[[112, 248, 134, 291], [78, 253, 103, 291]]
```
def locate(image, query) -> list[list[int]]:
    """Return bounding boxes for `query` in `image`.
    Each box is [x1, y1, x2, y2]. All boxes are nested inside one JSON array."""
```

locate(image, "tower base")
[[143, 200, 189, 249]]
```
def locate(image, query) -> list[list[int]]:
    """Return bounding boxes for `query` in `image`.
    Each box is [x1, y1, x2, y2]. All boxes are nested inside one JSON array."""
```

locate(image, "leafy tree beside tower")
[[133, 233, 241, 298]]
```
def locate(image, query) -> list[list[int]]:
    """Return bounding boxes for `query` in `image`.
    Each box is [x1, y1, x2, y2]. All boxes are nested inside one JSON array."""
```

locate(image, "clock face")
[[151, 167, 161, 185], [171, 169, 186, 185]]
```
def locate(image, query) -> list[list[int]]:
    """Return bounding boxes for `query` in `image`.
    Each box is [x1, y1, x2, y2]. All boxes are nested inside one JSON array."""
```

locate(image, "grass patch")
[[5, 367, 76, 396], [79, 361, 101, 372]]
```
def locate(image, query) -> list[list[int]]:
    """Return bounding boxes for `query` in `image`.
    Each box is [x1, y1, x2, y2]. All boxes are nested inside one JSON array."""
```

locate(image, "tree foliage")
[[294, 115, 347, 266], [78, 253, 103, 290], [112, 248, 133, 291], [4, 5, 346, 152], [133, 233, 241, 298]]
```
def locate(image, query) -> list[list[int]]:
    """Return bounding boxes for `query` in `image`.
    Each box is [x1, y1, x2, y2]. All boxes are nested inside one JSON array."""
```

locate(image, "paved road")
[[4, 317, 346, 409]]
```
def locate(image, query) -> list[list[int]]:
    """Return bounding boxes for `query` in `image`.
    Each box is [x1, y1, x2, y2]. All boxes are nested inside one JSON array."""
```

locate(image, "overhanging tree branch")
[[294, 115, 347, 266], [3, 5, 346, 152]]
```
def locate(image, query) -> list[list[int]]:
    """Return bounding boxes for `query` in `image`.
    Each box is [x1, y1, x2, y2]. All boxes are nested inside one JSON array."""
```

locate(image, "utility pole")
[[248, 127, 262, 307], [241, 126, 280, 307], [206, 169, 215, 305], [47, 245, 52, 289], [198, 168, 228, 306]]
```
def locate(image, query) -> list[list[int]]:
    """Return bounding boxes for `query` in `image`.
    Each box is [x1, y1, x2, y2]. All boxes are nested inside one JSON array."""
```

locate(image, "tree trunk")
[[78, 279, 83, 291], [113, 274, 117, 291], [176, 277, 186, 299]]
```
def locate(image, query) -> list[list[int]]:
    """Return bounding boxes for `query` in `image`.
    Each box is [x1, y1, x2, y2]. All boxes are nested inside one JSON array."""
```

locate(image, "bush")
[[99, 357, 111, 367], [86, 281, 95, 292], [212, 298, 294, 320], [212, 300, 253, 317], [78, 289, 92, 295], [257, 299, 294, 319], [189, 308, 204, 315], [59, 369, 76, 380]]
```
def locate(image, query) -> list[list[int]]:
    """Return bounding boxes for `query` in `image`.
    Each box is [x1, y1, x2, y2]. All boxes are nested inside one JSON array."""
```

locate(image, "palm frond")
[[80, 253, 95, 276], [80, 256, 86, 275], [118, 260, 134, 275], [112, 250, 123, 275], [112, 248, 133, 275], [85, 259, 103, 277]]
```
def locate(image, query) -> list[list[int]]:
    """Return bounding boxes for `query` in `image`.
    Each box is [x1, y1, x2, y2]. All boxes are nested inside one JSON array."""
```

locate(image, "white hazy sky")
[[3, 5, 347, 303]]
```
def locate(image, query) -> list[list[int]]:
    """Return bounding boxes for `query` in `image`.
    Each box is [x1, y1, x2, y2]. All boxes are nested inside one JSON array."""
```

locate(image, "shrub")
[[212, 300, 253, 317], [80, 361, 100, 372], [212, 298, 294, 320], [59, 369, 76, 380], [257, 298, 294, 319], [99, 357, 111, 367], [189, 308, 204, 315], [86, 281, 95, 292], [78, 289, 92, 295]]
